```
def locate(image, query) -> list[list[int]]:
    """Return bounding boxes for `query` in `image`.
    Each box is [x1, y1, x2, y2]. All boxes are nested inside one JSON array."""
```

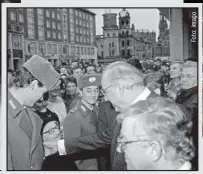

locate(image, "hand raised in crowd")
[[43, 139, 59, 157]]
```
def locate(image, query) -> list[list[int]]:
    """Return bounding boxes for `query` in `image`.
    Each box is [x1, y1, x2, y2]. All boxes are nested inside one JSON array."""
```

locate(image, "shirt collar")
[[81, 100, 94, 111], [178, 161, 192, 170], [131, 87, 151, 105]]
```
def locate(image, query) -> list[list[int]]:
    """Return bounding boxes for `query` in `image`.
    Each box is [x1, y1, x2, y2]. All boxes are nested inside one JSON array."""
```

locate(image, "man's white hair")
[[102, 61, 144, 86]]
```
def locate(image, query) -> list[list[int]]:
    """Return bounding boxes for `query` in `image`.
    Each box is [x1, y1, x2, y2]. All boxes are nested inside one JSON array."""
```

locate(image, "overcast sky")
[[89, 8, 162, 40]]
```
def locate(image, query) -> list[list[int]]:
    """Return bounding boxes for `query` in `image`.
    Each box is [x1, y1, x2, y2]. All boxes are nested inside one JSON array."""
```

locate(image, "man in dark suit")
[[46, 61, 158, 170], [8, 55, 60, 170], [96, 101, 117, 170]]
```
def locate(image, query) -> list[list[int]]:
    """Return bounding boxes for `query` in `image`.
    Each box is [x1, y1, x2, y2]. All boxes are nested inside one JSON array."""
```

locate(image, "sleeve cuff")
[[58, 139, 66, 155]]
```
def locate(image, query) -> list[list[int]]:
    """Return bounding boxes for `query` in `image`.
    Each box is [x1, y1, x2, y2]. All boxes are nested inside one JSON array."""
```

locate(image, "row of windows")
[[75, 19, 93, 28], [121, 40, 131, 47], [74, 9, 93, 21], [105, 32, 117, 37], [46, 10, 61, 20], [47, 31, 62, 39], [46, 20, 62, 30], [10, 11, 24, 23], [26, 41, 95, 56]]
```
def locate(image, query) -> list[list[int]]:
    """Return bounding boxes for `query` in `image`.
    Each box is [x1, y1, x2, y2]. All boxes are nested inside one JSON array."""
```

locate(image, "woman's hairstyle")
[[118, 97, 195, 162]]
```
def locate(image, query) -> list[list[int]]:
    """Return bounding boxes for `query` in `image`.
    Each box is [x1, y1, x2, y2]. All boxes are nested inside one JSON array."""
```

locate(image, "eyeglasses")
[[100, 84, 113, 95], [43, 124, 59, 135]]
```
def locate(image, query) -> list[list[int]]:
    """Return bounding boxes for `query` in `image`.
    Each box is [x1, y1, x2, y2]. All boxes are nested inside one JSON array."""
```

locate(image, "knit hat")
[[23, 55, 60, 90]]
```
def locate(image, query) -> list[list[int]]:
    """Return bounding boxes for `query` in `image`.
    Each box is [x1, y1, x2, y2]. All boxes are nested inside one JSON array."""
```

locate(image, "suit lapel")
[[18, 110, 33, 141], [26, 108, 43, 154]]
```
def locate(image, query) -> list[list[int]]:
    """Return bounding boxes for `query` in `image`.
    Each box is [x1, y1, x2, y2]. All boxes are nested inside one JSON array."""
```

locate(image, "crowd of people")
[[7, 55, 198, 170]]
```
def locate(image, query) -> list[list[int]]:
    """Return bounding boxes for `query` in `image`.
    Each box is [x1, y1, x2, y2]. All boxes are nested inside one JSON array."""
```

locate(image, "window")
[[57, 23, 61, 30], [52, 11, 55, 18], [38, 29, 44, 38], [46, 10, 50, 17], [64, 35, 68, 42], [127, 49, 131, 56], [71, 35, 75, 42], [101, 44, 103, 48], [53, 44, 57, 54], [37, 9, 43, 15], [47, 31, 51, 38], [112, 42, 114, 47], [79, 12, 81, 18], [12, 35, 22, 49], [28, 28, 35, 38], [122, 41, 124, 47], [88, 48, 90, 55], [38, 43, 46, 54], [70, 17, 74, 23], [76, 27, 79, 33], [19, 13, 24, 23], [76, 19, 78, 25], [113, 33, 116, 36], [27, 8, 34, 14], [127, 40, 130, 46], [112, 50, 114, 56], [70, 9, 73, 14], [57, 12, 61, 20], [80, 20, 82, 26], [76, 35, 79, 42], [47, 43, 52, 54], [38, 19, 44, 27], [70, 26, 74, 33], [122, 50, 125, 56], [52, 22, 56, 29], [107, 33, 110, 37], [109, 51, 111, 57], [75, 10, 78, 16], [27, 17, 34, 24], [58, 32, 61, 39], [83, 13, 85, 19], [109, 43, 111, 48], [53, 31, 56, 39], [47, 20, 51, 27], [101, 51, 103, 57], [77, 46, 80, 54], [10, 12, 16, 21], [63, 45, 67, 54]]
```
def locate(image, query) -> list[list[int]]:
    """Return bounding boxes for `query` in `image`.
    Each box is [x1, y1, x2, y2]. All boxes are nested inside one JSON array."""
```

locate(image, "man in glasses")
[[8, 55, 60, 170], [175, 60, 198, 170], [117, 97, 195, 170], [47, 61, 159, 170], [62, 73, 101, 170]]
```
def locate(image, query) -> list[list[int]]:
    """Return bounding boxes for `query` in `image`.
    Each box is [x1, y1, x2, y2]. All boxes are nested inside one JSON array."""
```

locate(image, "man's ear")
[[28, 80, 39, 92], [78, 88, 83, 97], [149, 141, 162, 162]]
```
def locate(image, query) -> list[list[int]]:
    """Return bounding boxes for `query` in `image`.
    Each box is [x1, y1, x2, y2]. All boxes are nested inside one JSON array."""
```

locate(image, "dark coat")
[[64, 91, 158, 170], [8, 91, 44, 170], [96, 101, 118, 170], [175, 86, 198, 170]]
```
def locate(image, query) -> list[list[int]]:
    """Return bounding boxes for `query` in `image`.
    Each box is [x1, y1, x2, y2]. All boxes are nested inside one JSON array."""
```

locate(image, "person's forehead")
[[170, 63, 181, 68], [121, 117, 145, 140], [83, 85, 99, 90]]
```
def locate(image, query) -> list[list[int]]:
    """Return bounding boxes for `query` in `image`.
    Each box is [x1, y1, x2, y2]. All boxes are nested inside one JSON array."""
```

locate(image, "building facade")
[[96, 8, 156, 64], [154, 12, 170, 58], [158, 8, 198, 61], [7, 8, 97, 70]]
